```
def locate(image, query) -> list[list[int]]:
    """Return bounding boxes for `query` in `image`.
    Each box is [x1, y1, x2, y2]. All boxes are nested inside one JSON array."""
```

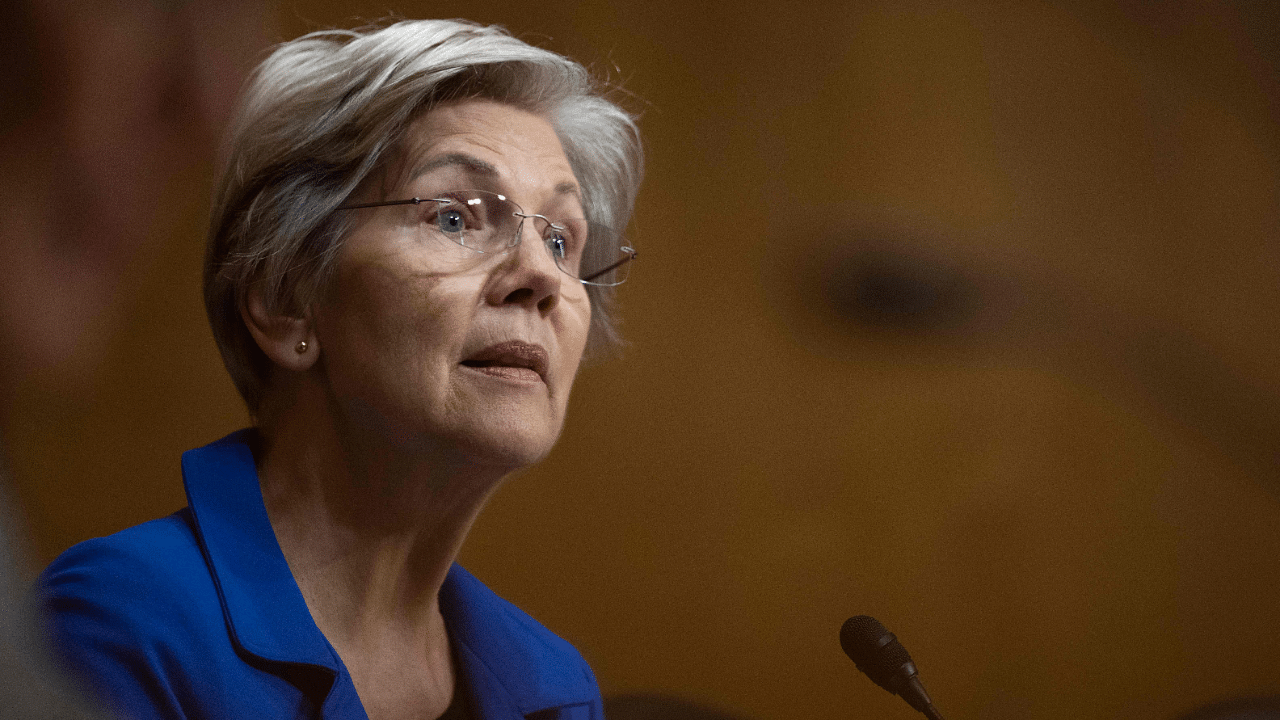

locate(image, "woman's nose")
[[488, 218, 564, 312]]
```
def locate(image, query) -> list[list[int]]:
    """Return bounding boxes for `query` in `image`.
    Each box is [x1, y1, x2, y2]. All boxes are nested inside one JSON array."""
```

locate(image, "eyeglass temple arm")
[[580, 248, 637, 283], [335, 198, 427, 210]]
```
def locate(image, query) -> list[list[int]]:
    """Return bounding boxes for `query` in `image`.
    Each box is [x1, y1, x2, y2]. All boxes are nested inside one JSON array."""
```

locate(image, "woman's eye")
[[546, 227, 580, 260], [548, 235, 567, 260], [435, 208, 466, 235]]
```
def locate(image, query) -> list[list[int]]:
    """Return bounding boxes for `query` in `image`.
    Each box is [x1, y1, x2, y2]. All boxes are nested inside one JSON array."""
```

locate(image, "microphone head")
[[839, 615, 916, 693]]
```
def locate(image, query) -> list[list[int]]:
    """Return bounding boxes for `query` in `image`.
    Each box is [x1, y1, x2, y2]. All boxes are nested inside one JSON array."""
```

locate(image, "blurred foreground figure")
[[0, 0, 265, 715]]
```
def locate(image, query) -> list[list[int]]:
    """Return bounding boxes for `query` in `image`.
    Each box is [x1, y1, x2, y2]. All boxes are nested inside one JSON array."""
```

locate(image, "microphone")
[[840, 615, 946, 720]]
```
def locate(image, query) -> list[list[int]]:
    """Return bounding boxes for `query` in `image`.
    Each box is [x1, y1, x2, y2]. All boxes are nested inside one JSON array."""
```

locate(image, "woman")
[[40, 18, 641, 720]]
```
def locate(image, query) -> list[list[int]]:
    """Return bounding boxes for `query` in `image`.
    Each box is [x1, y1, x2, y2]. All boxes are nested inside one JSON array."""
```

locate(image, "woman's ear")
[[240, 284, 319, 372]]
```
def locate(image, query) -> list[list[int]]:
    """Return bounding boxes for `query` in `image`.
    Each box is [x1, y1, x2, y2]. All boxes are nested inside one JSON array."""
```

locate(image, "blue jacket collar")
[[180, 429, 337, 668], [181, 430, 598, 718]]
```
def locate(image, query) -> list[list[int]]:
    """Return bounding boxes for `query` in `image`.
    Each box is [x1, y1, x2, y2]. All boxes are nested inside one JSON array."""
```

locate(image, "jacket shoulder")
[[39, 510, 230, 720], [41, 510, 216, 619], [444, 565, 602, 716]]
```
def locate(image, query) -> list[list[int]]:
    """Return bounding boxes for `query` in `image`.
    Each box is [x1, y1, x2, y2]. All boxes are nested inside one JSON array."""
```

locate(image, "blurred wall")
[[5, 1, 1279, 719]]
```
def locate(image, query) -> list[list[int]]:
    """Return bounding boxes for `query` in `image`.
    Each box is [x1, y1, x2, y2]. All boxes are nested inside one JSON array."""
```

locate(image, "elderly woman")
[[40, 18, 640, 720]]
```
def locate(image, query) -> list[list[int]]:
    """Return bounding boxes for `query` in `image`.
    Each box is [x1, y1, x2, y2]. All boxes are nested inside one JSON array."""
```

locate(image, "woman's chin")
[[403, 418, 563, 474], [471, 428, 561, 471]]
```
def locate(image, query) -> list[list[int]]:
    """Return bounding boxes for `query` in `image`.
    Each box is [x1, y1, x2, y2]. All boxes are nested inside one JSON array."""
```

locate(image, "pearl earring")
[[294, 340, 308, 354]]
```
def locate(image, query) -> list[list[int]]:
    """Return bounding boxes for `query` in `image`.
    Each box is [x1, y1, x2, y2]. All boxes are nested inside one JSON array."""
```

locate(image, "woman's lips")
[[460, 340, 549, 383], [463, 365, 542, 382]]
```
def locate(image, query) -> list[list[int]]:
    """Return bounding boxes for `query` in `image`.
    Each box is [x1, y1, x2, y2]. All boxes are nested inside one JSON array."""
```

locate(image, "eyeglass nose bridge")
[[508, 209, 569, 259], [510, 210, 564, 238]]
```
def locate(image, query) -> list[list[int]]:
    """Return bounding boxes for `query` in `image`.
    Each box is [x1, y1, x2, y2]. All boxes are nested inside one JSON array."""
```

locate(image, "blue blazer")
[[40, 430, 604, 720]]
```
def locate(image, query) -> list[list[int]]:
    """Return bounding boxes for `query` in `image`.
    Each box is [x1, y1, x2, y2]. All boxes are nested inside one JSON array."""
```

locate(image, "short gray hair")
[[204, 19, 643, 412]]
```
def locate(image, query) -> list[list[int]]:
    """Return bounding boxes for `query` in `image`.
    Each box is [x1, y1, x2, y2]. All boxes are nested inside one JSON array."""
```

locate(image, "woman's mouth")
[[460, 340, 549, 383]]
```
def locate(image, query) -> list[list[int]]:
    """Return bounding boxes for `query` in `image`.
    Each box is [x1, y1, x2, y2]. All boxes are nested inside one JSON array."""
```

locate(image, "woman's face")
[[311, 99, 592, 469]]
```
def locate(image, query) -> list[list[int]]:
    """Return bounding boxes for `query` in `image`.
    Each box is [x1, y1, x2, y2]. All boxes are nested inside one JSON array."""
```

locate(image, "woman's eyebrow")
[[553, 181, 580, 199], [409, 152, 498, 181], [409, 151, 581, 199]]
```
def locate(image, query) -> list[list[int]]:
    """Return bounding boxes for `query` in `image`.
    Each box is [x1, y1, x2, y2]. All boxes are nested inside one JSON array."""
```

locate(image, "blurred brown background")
[[5, 1, 1279, 719]]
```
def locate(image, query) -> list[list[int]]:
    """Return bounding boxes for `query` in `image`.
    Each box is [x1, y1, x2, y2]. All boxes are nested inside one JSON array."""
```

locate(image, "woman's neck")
[[252, 380, 509, 659]]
